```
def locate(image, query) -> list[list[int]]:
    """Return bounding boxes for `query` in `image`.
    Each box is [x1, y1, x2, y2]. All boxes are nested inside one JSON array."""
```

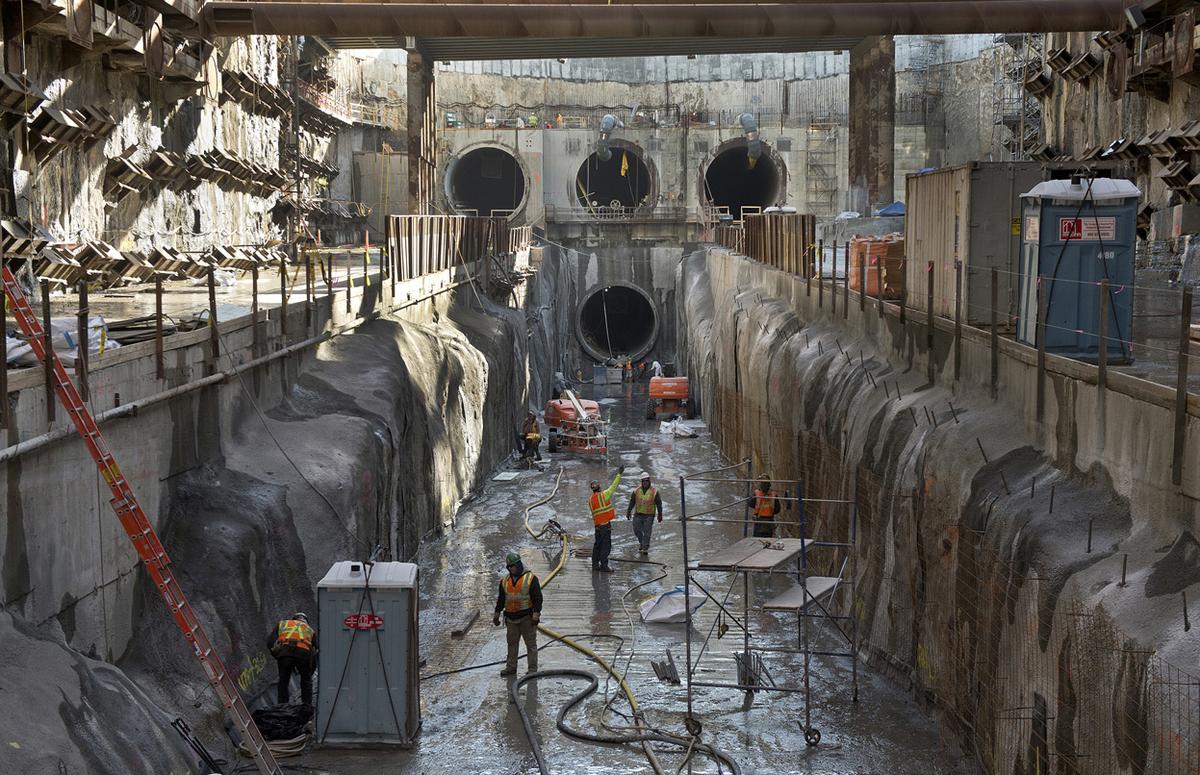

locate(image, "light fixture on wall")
[[557, 58, 567, 64], [1124, 6, 1146, 29]]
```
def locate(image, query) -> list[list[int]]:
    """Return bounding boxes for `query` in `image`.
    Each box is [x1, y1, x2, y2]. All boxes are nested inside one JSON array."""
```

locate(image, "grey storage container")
[[1016, 178, 1139, 362], [905, 162, 1044, 326], [316, 561, 421, 746]]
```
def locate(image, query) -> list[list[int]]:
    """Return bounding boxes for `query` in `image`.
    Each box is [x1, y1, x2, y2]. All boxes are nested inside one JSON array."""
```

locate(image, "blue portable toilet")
[[1016, 177, 1139, 363], [316, 560, 421, 747]]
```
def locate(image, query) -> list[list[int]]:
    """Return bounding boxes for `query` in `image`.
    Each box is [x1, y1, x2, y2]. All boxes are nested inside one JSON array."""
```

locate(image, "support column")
[[848, 36, 895, 215], [406, 44, 436, 215]]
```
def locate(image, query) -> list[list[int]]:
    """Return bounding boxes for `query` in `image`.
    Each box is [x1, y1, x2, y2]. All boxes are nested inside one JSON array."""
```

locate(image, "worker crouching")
[[268, 612, 318, 707], [589, 466, 624, 572], [493, 552, 543, 677]]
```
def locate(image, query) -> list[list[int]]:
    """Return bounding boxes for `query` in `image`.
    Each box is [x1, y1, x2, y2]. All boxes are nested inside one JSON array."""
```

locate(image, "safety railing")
[[385, 214, 514, 282]]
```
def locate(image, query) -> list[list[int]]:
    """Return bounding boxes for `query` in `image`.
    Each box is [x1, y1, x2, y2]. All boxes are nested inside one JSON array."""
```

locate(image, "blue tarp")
[[876, 201, 906, 216]]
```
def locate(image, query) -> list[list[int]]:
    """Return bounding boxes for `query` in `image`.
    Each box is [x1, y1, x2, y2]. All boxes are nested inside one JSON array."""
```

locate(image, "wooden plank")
[[1098, 279, 1108, 398], [761, 577, 839, 611], [1036, 279, 1047, 423], [817, 240, 824, 308], [153, 277, 164, 380], [954, 259, 962, 382], [207, 267, 219, 374], [926, 261, 935, 384]]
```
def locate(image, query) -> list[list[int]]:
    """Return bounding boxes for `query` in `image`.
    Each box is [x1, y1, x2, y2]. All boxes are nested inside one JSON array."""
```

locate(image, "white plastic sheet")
[[639, 585, 705, 623]]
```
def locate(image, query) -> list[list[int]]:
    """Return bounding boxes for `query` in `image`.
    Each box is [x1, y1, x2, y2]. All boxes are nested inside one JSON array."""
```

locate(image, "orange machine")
[[545, 390, 608, 454], [646, 376, 691, 420]]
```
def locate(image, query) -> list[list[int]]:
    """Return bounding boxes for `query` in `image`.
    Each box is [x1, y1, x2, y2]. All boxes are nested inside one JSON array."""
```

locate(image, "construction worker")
[[752, 475, 781, 538], [589, 466, 624, 572], [625, 473, 663, 554], [493, 552, 543, 677], [267, 612, 317, 707], [520, 411, 542, 462]]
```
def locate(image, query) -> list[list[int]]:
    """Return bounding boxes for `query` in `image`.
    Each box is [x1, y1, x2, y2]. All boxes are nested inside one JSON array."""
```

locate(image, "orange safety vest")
[[754, 490, 777, 519], [590, 490, 616, 526], [276, 619, 314, 651], [503, 571, 534, 613], [633, 486, 658, 515]]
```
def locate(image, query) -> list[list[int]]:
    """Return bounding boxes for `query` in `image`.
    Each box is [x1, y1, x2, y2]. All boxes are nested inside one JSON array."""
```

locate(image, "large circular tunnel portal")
[[704, 143, 782, 220], [448, 147, 526, 216], [575, 150, 651, 211], [576, 285, 658, 361]]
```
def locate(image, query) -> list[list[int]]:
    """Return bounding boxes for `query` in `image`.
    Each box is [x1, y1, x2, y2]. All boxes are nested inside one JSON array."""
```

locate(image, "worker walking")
[[520, 411, 542, 462], [626, 473, 663, 554], [589, 466, 624, 572], [267, 612, 318, 707], [493, 552, 543, 677], [751, 475, 781, 537]]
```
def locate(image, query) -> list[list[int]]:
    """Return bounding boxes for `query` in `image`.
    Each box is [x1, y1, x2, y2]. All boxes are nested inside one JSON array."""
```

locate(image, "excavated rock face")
[[0, 610, 194, 774], [0, 257, 565, 771], [675, 250, 1193, 774]]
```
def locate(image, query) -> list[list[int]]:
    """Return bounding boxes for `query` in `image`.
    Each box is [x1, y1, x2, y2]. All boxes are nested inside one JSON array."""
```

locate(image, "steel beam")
[[204, 1, 1125, 45]]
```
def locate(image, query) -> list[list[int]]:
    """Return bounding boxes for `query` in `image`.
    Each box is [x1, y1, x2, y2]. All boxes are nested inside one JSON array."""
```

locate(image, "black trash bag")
[[252, 703, 313, 740]]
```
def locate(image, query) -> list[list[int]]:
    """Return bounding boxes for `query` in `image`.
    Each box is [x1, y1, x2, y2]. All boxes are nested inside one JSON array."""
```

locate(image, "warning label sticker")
[[1059, 217, 1116, 241]]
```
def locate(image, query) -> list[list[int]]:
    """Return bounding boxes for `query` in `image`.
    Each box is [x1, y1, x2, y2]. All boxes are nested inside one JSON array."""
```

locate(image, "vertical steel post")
[[1098, 279, 1108, 397], [304, 244, 312, 333], [1037, 278, 1047, 424], [280, 259, 289, 342], [954, 260, 962, 382], [680, 475, 694, 720], [78, 279, 91, 399], [742, 460, 752, 707], [843, 240, 850, 319], [41, 281, 53, 423], [207, 267, 219, 373], [990, 267, 999, 399], [1172, 287, 1193, 486], [818, 240, 824, 309], [926, 261, 935, 384], [153, 276, 164, 380], [876, 254, 884, 318], [859, 241, 866, 312], [251, 266, 260, 357]]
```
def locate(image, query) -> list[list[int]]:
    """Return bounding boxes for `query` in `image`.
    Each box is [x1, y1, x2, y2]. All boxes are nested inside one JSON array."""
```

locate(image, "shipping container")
[[904, 162, 1044, 326]]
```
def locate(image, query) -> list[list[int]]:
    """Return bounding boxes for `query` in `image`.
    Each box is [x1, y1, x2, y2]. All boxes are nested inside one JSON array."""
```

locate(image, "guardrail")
[[385, 215, 531, 282], [544, 205, 689, 223]]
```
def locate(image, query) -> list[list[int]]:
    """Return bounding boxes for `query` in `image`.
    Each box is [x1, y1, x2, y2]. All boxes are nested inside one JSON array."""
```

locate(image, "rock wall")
[[0, 252, 566, 771], [678, 249, 1200, 774]]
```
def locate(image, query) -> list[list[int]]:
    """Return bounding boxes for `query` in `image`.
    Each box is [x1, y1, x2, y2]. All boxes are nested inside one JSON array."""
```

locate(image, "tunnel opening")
[[576, 284, 658, 361], [575, 148, 652, 216], [703, 140, 783, 220], [447, 146, 526, 217]]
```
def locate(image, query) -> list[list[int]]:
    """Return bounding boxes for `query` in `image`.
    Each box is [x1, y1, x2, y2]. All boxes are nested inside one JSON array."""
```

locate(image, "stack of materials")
[[848, 234, 905, 300]]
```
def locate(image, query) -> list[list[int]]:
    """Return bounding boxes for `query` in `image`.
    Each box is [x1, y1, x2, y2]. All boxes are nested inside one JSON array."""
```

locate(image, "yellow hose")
[[521, 467, 664, 775]]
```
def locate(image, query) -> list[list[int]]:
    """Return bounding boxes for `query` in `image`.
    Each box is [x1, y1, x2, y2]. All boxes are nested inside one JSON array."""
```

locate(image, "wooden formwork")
[[742, 213, 817, 276], [385, 214, 510, 281]]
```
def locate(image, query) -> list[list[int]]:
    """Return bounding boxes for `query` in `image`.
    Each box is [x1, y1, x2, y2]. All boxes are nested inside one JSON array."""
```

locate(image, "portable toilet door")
[[1017, 177, 1139, 363], [316, 560, 421, 746]]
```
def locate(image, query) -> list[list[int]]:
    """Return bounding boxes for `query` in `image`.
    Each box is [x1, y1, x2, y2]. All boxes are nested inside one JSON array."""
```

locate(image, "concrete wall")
[[679, 248, 1199, 774]]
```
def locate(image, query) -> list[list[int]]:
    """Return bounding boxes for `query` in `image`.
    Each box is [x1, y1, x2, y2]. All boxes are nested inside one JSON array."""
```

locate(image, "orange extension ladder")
[[1, 265, 282, 775]]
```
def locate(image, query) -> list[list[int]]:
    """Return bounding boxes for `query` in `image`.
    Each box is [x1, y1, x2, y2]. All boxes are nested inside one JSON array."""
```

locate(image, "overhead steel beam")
[[204, 1, 1125, 44]]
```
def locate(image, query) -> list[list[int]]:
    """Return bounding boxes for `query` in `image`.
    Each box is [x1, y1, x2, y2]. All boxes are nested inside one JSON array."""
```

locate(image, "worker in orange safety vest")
[[588, 466, 624, 572], [493, 551, 543, 677], [751, 475, 781, 538], [267, 612, 318, 706]]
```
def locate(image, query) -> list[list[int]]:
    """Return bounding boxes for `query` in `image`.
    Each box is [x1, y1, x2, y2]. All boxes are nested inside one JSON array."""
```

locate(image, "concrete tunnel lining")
[[702, 137, 785, 220], [575, 283, 658, 361], [575, 142, 654, 211], [446, 145, 527, 218]]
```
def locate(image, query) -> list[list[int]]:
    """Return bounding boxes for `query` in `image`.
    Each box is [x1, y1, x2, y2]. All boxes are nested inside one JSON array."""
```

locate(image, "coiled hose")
[[509, 670, 742, 775]]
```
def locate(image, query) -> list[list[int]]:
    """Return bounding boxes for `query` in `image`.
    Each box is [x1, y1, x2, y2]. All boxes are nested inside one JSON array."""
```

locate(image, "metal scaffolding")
[[677, 459, 859, 746], [990, 32, 1045, 160]]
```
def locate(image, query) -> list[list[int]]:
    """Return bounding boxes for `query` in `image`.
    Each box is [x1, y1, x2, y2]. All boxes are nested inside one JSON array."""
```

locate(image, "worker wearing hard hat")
[[589, 466, 625, 572], [493, 552, 543, 677], [751, 475, 781, 537], [625, 473, 663, 554], [520, 411, 542, 462], [267, 612, 318, 707]]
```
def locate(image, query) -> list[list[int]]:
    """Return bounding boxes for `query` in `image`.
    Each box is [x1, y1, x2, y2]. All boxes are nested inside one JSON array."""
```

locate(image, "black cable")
[[511, 670, 742, 775], [420, 632, 625, 681]]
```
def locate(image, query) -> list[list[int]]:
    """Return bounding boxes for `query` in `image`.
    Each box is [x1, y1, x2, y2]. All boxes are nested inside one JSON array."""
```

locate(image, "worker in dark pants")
[[589, 466, 624, 572], [493, 552, 543, 677], [267, 612, 317, 707], [751, 475, 781, 538], [520, 411, 542, 462], [626, 473, 663, 554]]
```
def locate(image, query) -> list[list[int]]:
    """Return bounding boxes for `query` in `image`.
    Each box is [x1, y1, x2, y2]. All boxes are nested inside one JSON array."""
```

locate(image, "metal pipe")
[[204, 2, 1124, 38]]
